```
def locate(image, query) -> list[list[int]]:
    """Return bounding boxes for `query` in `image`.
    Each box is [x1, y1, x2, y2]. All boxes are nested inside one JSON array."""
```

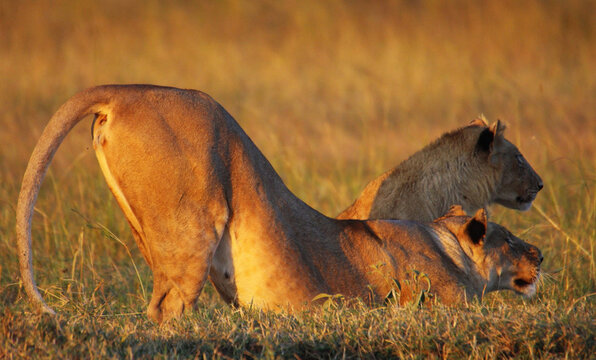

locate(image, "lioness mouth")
[[514, 278, 533, 288], [516, 194, 535, 204]]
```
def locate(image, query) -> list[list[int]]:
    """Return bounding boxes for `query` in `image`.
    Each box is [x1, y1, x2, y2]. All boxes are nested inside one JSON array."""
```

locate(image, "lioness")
[[337, 118, 543, 222], [17, 85, 542, 323]]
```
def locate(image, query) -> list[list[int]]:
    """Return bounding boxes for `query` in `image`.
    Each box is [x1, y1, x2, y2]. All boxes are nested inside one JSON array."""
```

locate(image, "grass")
[[0, 0, 594, 358], [1, 300, 593, 359]]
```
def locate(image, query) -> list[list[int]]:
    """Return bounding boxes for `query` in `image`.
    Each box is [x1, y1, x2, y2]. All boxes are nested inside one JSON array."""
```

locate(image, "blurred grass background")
[[0, 0, 594, 358]]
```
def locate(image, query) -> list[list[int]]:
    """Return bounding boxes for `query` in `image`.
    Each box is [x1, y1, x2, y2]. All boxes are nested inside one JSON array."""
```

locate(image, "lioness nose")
[[539, 253, 544, 265], [537, 182, 544, 191]]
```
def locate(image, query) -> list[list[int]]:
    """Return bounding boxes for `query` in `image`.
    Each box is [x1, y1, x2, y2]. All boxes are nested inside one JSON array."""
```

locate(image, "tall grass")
[[1, 0, 594, 358]]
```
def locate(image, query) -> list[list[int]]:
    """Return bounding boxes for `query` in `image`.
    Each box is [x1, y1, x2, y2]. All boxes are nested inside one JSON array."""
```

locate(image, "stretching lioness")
[[17, 85, 542, 323], [337, 118, 543, 222]]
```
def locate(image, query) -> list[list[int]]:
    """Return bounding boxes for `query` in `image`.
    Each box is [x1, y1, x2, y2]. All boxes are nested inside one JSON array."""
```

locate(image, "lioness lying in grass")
[[17, 85, 542, 323]]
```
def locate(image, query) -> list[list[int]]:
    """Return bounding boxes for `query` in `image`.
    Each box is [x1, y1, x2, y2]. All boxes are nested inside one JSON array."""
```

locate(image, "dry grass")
[[0, 0, 594, 358]]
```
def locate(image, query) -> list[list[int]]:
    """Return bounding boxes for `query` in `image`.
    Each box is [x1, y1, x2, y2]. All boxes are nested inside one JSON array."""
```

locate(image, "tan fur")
[[17, 85, 542, 323], [337, 118, 543, 222]]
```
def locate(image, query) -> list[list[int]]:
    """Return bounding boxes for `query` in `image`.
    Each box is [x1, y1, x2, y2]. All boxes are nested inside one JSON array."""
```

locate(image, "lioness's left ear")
[[463, 208, 487, 244], [444, 205, 467, 217]]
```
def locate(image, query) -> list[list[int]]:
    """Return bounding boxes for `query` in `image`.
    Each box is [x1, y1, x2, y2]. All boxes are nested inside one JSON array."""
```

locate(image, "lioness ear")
[[444, 205, 467, 217], [469, 115, 488, 127], [463, 208, 487, 245], [488, 120, 507, 164], [475, 127, 494, 153], [489, 119, 506, 141], [476, 119, 507, 164], [434, 205, 468, 223]]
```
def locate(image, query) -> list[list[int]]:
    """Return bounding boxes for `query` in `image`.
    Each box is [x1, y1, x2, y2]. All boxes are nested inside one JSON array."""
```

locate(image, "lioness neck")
[[428, 224, 489, 297]]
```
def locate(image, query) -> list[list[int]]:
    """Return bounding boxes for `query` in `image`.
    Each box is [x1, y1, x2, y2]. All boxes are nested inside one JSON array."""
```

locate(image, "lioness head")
[[473, 118, 543, 211], [484, 222, 543, 297], [438, 206, 543, 298]]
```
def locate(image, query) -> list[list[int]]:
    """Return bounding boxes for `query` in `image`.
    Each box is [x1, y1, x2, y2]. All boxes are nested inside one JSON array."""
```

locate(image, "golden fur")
[[17, 85, 542, 323], [337, 118, 543, 222]]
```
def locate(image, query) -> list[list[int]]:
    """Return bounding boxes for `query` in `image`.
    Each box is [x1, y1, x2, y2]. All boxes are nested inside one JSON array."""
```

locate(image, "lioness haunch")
[[17, 85, 542, 323]]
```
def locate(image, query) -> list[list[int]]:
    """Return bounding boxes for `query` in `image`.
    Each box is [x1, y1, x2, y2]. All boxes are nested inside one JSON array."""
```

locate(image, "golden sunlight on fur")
[[17, 85, 542, 323]]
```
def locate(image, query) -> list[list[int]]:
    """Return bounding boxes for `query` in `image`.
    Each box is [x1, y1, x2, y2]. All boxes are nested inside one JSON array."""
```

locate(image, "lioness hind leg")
[[147, 241, 221, 322], [145, 209, 229, 323], [148, 267, 210, 323], [91, 107, 230, 322], [147, 259, 210, 323], [147, 273, 185, 323]]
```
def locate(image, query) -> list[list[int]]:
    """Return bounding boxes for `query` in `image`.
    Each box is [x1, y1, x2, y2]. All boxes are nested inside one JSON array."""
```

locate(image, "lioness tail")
[[16, 86, 113, 315]]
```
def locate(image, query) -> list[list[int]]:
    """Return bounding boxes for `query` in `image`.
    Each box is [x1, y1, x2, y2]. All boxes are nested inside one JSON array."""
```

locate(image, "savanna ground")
[[0, 0, 594, 358]]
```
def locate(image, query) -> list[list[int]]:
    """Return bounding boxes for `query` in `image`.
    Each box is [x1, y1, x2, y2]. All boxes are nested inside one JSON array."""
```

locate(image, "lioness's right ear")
[[462, 208, 487, 245]]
